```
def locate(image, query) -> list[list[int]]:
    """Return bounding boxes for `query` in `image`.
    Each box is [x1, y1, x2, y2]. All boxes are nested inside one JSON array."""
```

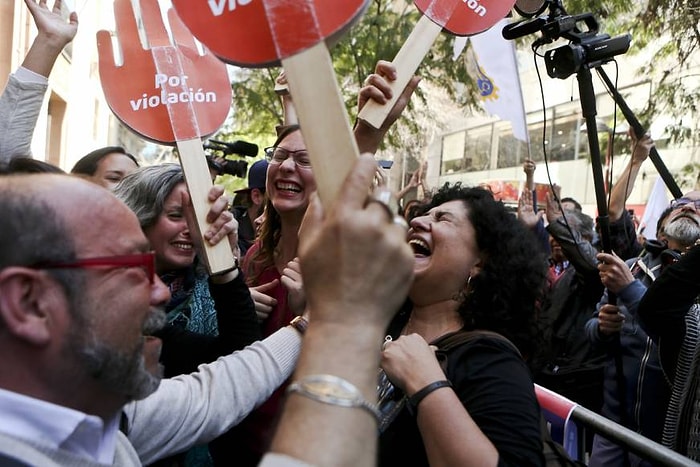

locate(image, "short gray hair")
[[0, 175, 85, 314]]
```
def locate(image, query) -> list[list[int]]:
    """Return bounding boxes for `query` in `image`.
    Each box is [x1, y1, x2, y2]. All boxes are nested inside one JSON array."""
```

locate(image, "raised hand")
[[522, 159, 536, 177], [630, 131, 654, 165], [545, 185, 564, 224], [22, 0, 78, 77], [355, 60, 421, 154], [518, 188, 543, 230], [203, 185, 238, 251], [25, 0, 77, 48], [298, 154, 413, 330], [96, 0, 230, 143]]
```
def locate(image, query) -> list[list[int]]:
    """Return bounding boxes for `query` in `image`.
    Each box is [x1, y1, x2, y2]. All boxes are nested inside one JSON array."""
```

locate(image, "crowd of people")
[[1, 1, 700, 466]]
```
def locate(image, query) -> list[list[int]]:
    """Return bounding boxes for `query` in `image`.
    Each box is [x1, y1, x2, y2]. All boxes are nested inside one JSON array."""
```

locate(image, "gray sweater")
[[0, 73, 46, 163], [0, 327, 300, 466]]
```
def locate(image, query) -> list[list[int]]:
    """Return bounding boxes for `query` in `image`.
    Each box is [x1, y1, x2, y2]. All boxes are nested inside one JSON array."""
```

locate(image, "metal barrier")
[[535, 384, 700, 467]]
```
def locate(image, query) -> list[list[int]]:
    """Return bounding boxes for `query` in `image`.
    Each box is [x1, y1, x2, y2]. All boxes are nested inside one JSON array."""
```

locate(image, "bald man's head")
[[0, 174, 144, 277]]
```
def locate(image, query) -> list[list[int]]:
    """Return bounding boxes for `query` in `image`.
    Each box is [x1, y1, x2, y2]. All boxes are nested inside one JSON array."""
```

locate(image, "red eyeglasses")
[[32, 251, 156, 283]]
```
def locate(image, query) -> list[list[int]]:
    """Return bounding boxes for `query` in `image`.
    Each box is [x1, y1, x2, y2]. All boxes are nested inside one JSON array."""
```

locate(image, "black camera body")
[[545, 32, 631, 79], [207, 157, 248, 178], [203, 139, 259, 178], [503, 4, 631, 80]]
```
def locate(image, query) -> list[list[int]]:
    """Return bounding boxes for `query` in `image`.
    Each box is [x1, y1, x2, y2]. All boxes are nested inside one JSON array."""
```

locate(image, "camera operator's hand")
[[598, 304, 624, 336]]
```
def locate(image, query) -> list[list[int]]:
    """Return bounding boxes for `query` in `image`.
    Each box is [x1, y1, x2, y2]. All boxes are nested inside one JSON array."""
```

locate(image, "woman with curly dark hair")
[[378, 183, 548, 466]]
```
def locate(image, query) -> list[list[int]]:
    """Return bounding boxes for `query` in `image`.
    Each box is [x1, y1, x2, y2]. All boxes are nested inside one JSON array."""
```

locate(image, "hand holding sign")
[[173, 0, 368, 207], [97, 0, 235, 273], [358, 0, 516, 129]]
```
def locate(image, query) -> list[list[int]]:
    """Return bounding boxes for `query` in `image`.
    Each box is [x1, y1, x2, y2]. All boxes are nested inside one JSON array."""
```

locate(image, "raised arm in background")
[[0, 0, 77, 162]]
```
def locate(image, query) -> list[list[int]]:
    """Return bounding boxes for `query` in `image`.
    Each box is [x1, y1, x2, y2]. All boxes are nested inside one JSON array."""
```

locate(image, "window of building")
[[441, 130, 466, 174], [464, 125, 493, 172], [496, 125, 528, 169], [439, 80, 657, 175]]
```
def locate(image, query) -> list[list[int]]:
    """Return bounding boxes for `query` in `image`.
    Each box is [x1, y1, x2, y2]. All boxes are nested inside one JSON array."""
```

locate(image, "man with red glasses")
[[0, 152, 414, 466], [0, 173, 305, 466]]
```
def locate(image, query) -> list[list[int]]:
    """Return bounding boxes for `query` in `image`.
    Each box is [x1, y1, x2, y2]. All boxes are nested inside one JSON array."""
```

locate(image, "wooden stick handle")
[[282, 42, 359, 207], [176, 138, 236, 274], [357, 15, 442, 129]]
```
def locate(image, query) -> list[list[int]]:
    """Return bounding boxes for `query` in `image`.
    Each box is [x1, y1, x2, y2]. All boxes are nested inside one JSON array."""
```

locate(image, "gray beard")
[[70, 308, 166, 402], [664, 216, 700, 248]]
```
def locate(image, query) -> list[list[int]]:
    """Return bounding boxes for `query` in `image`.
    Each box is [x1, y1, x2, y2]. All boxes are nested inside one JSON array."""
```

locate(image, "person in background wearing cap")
[[232, 159, 269, 257]]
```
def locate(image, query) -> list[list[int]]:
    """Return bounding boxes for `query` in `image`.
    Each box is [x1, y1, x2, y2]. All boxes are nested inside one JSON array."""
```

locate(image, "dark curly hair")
[[420, 183, 548, 356]]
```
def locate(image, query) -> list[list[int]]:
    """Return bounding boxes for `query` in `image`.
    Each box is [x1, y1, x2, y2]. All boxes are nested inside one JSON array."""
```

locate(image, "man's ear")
[[0, 268, 57, 346]]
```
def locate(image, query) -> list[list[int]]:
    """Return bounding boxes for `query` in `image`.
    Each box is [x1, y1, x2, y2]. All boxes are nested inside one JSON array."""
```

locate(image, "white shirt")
[[13, 66, 49, 85], [0, 387, 119, 465]]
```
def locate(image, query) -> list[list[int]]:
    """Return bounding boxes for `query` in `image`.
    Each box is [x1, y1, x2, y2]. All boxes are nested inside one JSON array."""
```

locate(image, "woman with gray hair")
[[114, 163, 261, 465], [113, 163, 260, 377]]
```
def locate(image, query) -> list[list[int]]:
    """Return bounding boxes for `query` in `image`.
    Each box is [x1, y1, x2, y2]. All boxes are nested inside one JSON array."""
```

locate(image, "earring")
[[452, 276, 472, 302]]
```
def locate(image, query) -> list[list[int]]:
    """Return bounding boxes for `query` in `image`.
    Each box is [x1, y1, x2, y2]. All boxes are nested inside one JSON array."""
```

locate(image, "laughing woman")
[[379, 184, 548, 466], [114, 163, 260, 376]]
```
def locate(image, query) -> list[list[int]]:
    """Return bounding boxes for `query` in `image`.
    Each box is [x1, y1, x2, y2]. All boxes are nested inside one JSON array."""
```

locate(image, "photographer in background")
[[232, 159, 269, 256]]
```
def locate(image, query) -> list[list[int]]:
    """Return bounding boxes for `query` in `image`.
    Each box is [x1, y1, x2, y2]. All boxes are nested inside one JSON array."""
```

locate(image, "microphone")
[[502, 17, 548, 40], [205, 139, 259, 157]]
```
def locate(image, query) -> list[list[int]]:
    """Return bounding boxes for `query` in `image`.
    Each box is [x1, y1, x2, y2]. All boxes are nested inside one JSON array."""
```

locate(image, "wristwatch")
[[211, 256, 239, 277], [287, 374, 381, 423], [289, 315, 309, 335]]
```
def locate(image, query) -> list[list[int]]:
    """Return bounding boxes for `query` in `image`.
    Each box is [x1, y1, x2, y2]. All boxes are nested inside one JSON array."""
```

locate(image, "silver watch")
[[287, 374, 381, 423]]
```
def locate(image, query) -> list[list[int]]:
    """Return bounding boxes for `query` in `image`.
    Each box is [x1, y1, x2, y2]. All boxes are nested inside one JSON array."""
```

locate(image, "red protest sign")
[[97, 0, 235, 274], [171, 0, 367, 67], [173, 0, 369, 206], [358, 0, 516, 129], [97, 0, 231, 144]]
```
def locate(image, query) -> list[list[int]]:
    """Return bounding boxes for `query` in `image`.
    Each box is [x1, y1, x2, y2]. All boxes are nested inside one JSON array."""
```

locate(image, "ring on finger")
[[368, 186, 399, 220], [382, 335, 393, 351], [392, 215, 408, 230]]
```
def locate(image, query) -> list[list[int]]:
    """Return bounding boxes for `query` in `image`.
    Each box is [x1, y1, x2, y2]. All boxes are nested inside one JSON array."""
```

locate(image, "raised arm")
[[0, 0, 77, 162], [608, 132, 653, 222], [354, 60, 420, 155], [20, 0, 78, 78], [545, 190, 598, 275]]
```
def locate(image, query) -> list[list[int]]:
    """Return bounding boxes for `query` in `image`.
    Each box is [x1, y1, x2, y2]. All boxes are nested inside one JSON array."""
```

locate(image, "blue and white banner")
[[454, 19, 529, 143]]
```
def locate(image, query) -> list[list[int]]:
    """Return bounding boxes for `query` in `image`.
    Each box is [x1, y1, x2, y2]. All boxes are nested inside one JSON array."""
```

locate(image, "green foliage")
[[219, 0, 478, 154], [217, 0, 699, 175], [675, 162, 700, 191]]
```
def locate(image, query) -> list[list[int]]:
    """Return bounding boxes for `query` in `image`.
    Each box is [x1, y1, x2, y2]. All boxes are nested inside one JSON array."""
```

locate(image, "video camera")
[[202, 139, 259, 178], [503, 0, 631, 79]]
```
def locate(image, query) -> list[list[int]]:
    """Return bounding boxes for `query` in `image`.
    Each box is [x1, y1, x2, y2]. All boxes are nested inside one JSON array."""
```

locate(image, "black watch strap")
[[211, 256, 239, 276]]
